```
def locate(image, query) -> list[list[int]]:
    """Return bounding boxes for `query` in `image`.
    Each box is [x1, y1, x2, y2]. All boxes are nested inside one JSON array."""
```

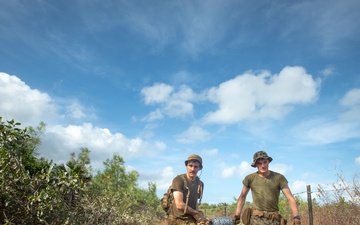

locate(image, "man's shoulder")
[[245, 172, 258, 179], [173, 174, 186, 182], [270, 170, 286, 178]]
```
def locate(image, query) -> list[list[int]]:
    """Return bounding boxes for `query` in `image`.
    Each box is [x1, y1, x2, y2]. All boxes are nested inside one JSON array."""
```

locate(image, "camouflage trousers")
[[250, 216, 280, 225], [167, 215, 197, 225]]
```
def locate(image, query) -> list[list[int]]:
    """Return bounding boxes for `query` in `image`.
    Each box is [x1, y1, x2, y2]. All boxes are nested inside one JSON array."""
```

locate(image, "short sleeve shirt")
[[168, 174, 204, 219], [243, 170, 288, 211]]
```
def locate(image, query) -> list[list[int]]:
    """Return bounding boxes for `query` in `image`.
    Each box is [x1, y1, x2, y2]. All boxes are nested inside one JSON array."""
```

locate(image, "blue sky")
[[1, 0, 360, 204]]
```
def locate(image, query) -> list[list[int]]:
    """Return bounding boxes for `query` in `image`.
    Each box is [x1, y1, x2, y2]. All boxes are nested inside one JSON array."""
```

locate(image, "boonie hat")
[[184, 154, 203, 169], [251, 151, 273, 167]]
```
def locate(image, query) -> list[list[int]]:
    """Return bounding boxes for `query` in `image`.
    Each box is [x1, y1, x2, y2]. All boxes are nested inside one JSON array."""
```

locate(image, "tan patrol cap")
[[184, 154, 203, 169]]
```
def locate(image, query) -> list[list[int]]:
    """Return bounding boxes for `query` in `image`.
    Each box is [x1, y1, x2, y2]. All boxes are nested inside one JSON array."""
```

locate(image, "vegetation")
[[1, 116, 359, 224], [0, 117, 163, 224]]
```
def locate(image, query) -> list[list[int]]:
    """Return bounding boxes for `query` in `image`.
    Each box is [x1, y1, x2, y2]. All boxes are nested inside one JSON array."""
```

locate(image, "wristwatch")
[[293, 215, 301, 220]]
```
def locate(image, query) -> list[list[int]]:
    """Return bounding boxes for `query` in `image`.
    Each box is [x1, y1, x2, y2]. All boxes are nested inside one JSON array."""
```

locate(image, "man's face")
[[255, 158, 269, 173], [186, 161, 201, 179]]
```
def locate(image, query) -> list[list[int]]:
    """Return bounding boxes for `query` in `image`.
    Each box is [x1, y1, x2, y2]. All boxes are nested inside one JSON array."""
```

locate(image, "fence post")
[[307, 185, 313, 225]]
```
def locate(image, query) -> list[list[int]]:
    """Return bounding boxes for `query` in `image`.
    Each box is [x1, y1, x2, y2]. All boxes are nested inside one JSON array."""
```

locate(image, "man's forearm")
[[186, 205, 199, 215], [235, 196, 245, 216]]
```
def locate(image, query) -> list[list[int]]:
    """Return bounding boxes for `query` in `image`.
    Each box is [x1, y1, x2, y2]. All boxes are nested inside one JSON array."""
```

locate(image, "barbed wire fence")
[[201, 184, 359, 225]]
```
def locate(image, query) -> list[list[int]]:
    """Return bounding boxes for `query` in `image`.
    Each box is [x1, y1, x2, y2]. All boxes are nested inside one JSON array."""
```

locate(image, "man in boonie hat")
[[233, 151, 301, 225], [166, 154, 210, 225]]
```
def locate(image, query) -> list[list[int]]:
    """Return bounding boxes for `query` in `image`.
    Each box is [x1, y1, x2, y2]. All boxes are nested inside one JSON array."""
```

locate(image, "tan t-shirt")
[[243, 170, 288, 212], [168, 174, 204, 219]]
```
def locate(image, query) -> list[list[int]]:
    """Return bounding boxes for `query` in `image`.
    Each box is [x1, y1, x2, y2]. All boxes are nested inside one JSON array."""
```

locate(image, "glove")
[[232, 215, 240, 224], [193, 211, 206, 223]]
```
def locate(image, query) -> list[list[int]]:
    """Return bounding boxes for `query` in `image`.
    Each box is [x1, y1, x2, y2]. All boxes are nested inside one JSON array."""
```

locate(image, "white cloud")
[[222, 167, 235, 178], [221, 161, 253, 178], [138, 166, 175, 191], [66, 100, 89, 119], [355, 157, 360, 166], [339, 88, 360, 121], [176, 125, 211, 143], [202, 148, 218, 156], [203, 66, 319, 124], [41, 123, 166, 170], [272, 163, 293, 175], [292, 88, 360, 145], [0, 72, 57, 126], [141, 109, 164, 122], [290, 180, 308, 199], [292, 118, 359, 145], [320, 66, 337, 77], [0, 72, 167, 173], [141, 83, 174, 104], [141, 83, 197, 120]]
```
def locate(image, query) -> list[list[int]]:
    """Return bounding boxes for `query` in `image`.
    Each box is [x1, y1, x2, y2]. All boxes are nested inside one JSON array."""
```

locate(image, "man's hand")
[[193, 211, 206, 223], [232, 215, 240, 224]]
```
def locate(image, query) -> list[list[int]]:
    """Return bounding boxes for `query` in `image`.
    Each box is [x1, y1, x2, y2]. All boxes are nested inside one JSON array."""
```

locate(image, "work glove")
[[232, 215, 240, 224]]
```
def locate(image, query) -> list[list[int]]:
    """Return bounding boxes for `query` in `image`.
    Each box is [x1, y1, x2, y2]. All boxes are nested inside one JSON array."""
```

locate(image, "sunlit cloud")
[[0, 72, 57, 127], [176, 125, 211, 144], [203, 66, 319, 124]]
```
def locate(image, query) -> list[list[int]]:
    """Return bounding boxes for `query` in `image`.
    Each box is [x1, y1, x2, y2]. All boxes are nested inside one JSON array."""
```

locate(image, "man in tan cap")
[[166, 154, 208, 225], [233, 151, 301, 225]]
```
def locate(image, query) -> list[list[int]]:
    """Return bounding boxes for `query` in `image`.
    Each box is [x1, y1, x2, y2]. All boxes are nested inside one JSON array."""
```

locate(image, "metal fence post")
[[307, 185, 314, 225]]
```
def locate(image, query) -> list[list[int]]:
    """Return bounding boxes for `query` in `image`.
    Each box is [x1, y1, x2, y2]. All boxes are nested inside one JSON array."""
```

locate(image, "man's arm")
[[234, 185, 250, 216], [173, 190, 199, 215], [282, 184, 301, 223]]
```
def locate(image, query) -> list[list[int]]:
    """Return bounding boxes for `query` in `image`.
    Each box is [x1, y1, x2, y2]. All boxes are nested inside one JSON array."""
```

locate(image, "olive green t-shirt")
[[243, 170, 288, 212], [168, 174, 204, 219]]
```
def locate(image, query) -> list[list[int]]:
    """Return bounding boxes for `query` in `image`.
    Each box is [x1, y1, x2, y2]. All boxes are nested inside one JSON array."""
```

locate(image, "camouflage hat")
[[184, 154, 203, 169], [251, 151, 273, 167]]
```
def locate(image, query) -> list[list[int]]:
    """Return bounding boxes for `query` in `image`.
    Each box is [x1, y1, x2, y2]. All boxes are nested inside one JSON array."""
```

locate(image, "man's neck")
[[258, 170, 270, 178], [186, 174, 196, 181]]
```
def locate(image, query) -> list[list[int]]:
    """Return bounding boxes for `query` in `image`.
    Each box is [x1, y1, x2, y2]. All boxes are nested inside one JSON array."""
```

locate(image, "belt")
[[251, 208, 281, 222]]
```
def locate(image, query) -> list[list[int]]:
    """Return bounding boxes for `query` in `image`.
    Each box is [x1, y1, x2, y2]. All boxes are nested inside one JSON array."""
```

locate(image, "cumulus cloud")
[[41, 123, 166, 170], [141, 66, 320, 145], [0, 72, 57, 126], [272, 163, 293, 175], [141, 83, 198, 120], [138, 166, 175, 191], [203, 66, 319, 124], [141, 83, 174, 104], [290, 180, 308, 199], [221, 161, 253, 178], [0, 72, 166, 171], [0, 72, 98, 125], [176, 125, 211, 143], [67, 101, 87, 119]]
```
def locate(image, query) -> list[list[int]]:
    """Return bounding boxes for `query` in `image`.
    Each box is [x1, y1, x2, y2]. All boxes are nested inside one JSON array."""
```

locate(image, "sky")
[[1, 0, 360, 204]]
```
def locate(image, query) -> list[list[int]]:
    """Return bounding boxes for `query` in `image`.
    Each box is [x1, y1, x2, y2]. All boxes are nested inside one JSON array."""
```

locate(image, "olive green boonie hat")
[[184, 154, 203, 169], [251, 151, 273, 167]]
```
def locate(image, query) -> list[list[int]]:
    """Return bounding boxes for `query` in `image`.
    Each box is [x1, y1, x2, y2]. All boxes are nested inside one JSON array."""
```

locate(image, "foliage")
[[2, 116, 360, 224], [83, 154, 163, 224], [0, 117, 88, 224], [0, 117, 162, 224]]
